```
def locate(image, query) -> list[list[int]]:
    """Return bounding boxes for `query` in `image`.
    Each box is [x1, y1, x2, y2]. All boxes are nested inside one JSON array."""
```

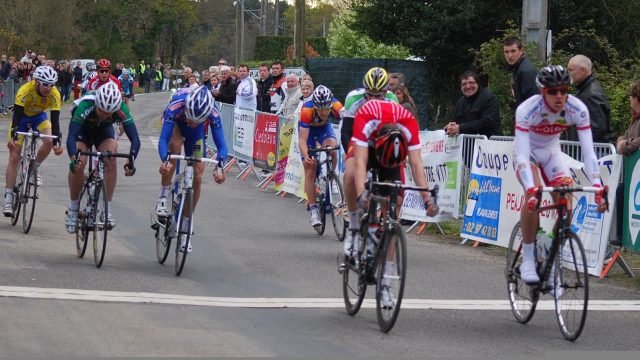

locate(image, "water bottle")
[[535, 229, 552, 263], [366, 224, 380, 257]]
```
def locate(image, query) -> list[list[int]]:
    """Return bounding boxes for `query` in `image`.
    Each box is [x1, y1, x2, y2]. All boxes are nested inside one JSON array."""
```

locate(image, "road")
[[0, 92, 639, 358]]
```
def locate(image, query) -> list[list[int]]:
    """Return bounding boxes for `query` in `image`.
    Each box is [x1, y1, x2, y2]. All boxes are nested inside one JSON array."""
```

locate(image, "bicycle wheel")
[[21, 162, 37, 233], [75, 180, 90, 258], [11, 160, 25, 226], [155, 192, 173, 264], [342, 222, 369, 315], [505, 222, 538, 323], [554, 231, 588, 341], [328, 173, 346, 242], [175, 189, 193, 276], [314, 187, 326, 236], [376, 224, 407, 333], [92, 182, 108, 268]]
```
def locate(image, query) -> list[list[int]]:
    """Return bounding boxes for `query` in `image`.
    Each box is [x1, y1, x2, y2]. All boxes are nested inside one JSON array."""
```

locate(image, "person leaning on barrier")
[[503, 37, 539, 110], [256, 63, 273, 113], [299, 85, 343, 229], [235, 64, 257, 110], [612, 80, 640, 247], [566, 55, 614, 144], [445, 70, 501, 138], [513, 65, 606, 285]]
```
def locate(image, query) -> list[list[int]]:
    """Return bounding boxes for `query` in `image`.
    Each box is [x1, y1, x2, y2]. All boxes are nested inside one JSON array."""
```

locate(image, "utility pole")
[[522, 0, 548, 62], [293, 0, 306, 62], [235, 1, 244, 64], [261, 0, 268, 36], [274, 0, 280, 35]]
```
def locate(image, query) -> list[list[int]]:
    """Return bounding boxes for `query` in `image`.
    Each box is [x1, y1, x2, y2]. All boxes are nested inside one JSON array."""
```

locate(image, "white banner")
[[400, 130, 462, 222], [281, 120, 306, 199], [460, 139, 619, 276], [232, 108, 256, 160]]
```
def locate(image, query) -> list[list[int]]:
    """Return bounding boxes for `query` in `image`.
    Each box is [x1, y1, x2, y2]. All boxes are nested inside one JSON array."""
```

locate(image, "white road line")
[[1, 286, 639, 311]]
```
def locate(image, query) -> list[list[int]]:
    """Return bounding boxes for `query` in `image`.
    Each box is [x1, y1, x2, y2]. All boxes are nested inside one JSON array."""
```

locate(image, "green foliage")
[[282, 1, 338, 37], [326, 10, 410, 59], [254, 36, 329, 60]]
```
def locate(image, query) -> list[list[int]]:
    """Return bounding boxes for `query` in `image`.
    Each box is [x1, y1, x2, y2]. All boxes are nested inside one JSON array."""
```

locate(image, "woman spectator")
[[294, 79, 314, 119], [391, 83, 418, 119]]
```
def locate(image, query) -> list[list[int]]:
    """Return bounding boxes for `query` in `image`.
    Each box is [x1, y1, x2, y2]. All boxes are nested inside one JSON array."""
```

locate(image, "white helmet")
[[86, 71, 97, 80], [185, 85, 214, 124], [33, 65, 58, 85], [95, 82, 122, 113]]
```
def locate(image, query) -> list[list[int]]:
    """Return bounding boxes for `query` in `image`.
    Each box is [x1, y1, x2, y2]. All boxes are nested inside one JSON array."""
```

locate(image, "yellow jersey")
[[14, 80, 61, 117]]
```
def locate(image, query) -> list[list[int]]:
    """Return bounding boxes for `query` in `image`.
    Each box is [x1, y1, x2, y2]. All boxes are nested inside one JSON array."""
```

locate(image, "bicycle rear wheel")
[[376, 224, 407, 333], [175, 189, 193, 276], [75, 180, 90, 258], [155, 193, 173, 264], [314, 191, 326, 236], [554, 231, 588, 341], [11, 160, 25, 226], [342, 221, 368, 315], [21, 162, 37, 234], [92, 182, 108, 268], [505, 222, 538, 323], [328, 173, 346, 242]]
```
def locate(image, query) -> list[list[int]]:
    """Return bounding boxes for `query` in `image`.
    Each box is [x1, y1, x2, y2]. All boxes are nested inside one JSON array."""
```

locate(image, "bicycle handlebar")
[[78, 150, 131, 159], [533, 185, 609, 211], [16, 131, 58, 139], [167, 154, 219, 166], [369, 181, 439, 205], [308, 145, 340, 154]]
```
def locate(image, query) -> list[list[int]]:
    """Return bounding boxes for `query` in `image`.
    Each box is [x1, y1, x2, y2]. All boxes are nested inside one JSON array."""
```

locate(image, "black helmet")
[[536, 65, 571, 88]]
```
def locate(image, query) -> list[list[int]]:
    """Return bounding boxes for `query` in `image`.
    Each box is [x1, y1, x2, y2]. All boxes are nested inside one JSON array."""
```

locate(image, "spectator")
[[235, 64, 257, 110], [391, 83, 418, 119], [58, 61, 73, 102], [256, 63, 273, 113], [0, 55, 11, 81], [218, 58, 227, 67], [567, 54, 614, 144], [138, 60, 146, 89], [613, 80, 640, 247], [503, 37, 538, 109], [187, 73, 198, 88], [388, 72, 406, 90], [301, 73, 312, 82], [155, 63, 163, 91], [162, 64, 171, 91], [209, 74, 220, 94], [182, 67, 193, 88], [269, 61, 286, 113], [72, 61, 83, 100], [277, 74, 302, 118], [445, 70, 501, 138], [144, 65, 153, 93], [213, 65, 237, 105], [294, 79, 314, 119], [32, 53, 43, 68], [111, 63, 123, 78]]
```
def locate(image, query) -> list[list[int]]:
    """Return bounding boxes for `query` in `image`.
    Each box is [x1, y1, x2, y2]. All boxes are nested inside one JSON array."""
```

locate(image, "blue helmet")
[[185, 85, 214, 124], [312, 85, 333, 108]]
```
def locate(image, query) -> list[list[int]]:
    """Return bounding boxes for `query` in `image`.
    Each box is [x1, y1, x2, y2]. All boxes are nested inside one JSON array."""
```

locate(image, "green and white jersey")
[[340, 88, 399, 119]]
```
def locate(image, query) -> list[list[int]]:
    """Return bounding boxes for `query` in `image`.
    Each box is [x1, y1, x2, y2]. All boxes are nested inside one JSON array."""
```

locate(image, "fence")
[[0, 81, 17, 109]]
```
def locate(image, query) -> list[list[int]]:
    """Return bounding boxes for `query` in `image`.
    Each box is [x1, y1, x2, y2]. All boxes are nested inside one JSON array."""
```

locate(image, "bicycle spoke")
[[554, 232, 588, 341], [505, 222, 538, 323]]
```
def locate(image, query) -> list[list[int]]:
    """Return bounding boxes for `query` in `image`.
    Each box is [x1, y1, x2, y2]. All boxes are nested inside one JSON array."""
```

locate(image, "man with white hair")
[[567, 54, 613, 143], [276, 74, 302, 118], [213, 65, 237, 105]]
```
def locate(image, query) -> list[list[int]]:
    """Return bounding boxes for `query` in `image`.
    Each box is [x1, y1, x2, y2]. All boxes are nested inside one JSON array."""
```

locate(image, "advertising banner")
[[623, 151, 640, 253], [281, 122, 306, 199], [232, 108, 256, 161], [253, 112, 279, 170], [274, 118, 295, 190]]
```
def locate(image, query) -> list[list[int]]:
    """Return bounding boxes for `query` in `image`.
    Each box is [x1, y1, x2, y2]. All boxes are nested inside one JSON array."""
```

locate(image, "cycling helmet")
[[95, 82, 122, 113], [312, 85, 333, 108], [33, 65, 58, 85], [97, 58, 111, 69], [536, 65, 571, 88], [86, 71, 97, 80], [86, 62, 96, 71], [122, 69, 130, 76], [363, 67, 389, 92], [374, 124, 408, 168], [185, 85, 214, 124]]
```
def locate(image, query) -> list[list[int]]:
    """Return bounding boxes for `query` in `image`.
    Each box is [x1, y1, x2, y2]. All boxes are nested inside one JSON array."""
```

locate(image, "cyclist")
[[343, 100, 437, 306], [3, 65, 64, 217], [298, 85, 343, 229], [65, 82, 140, 233], [118, 68, 134, 103], [340, 67, 398, 152], [155, 85, 228, 253], [514, 65, 605, 284], [86, 58, 122, 93]]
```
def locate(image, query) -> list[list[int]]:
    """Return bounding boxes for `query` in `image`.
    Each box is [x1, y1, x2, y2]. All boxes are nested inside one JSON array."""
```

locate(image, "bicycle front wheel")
[[328, 173, 346, 242], [155, 193, 173, 264], [21, 162, 37, 234], [92, 182, 108, 268], [554, 231, 589, 341], [11, 160, 25, 226], [175, 189, 193, 276], [506, 222, 538, 323], [75, 179, 90, 258], [314, 191, 326, 236], [376, 224, 407, 333]]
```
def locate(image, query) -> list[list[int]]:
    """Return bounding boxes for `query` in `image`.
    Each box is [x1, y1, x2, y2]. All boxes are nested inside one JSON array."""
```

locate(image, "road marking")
[[1, 286, 639, 311]]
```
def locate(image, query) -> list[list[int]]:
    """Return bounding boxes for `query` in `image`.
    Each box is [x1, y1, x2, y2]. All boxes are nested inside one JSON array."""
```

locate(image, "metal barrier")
[[458, 134, 488, 218], [0, 81, 16, 109], [488, 135, 616, 161]]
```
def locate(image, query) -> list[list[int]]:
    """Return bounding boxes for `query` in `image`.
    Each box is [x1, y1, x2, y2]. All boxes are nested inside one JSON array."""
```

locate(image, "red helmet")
[[374, 124, 408, 168], [96, 58, 111, 69]]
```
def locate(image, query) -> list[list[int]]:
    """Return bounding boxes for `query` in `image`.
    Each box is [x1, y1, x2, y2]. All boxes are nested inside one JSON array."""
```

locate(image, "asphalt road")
[[0, 92, 639, 358]]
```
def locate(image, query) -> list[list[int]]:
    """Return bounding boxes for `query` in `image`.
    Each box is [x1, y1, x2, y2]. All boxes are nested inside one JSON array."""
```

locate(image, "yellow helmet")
[[363, 67, 389, 92]]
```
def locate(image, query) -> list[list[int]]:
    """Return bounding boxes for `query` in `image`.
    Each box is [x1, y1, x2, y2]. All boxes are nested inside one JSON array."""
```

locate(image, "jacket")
[[510, 56, 538, 108], [256, 76, 274, 113], [567, 75, 614, 143], [617, 115, 640, 155], [215, 77, 237, 104], [453, 88, 501, 137]]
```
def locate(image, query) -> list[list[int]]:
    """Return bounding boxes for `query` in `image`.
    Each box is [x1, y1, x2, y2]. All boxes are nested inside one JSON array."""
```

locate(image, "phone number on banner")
[[463, 222, 498, 239]]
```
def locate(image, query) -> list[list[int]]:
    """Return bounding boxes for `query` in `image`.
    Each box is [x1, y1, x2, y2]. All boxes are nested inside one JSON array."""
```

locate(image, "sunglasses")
[[98, 69, 110, 74], [39, 82, 55, 88], [545, 88, 569, 96], [365, 91, 385, 99], [218, 62, 226, 65]]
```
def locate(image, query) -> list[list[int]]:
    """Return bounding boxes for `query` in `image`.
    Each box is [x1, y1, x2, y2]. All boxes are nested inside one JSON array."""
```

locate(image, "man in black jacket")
[[256, 63, 273, 112], [445, 71, 501, 138], [503, 37, 538, 109], [213, 65, 237, 104], [567, 54, 614, 143]]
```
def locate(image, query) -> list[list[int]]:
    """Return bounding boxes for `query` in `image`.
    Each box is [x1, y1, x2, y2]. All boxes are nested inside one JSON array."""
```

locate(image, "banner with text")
[[274, 118, 296, 190], [400, 130, 462, 222], [232, 108, 256, 161], [623, 151, 640, 253], [253, 113, 279, 170], [281, 122, 306, 199]]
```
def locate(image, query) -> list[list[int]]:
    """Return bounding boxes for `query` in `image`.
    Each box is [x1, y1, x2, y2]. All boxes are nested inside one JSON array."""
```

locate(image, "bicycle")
[[308, 145, 346, 241], [338, 170, 439, 332], [505, 185, 608, 341], [151, 154, 218, 276], [74, 150, 132, 268], [10, 130, 58, 233]]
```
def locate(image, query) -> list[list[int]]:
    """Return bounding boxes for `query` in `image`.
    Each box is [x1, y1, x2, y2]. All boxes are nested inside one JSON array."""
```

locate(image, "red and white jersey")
[[351, 100, 420, 150], [87, 74, 123, 92], [514, 94, 600, 188]]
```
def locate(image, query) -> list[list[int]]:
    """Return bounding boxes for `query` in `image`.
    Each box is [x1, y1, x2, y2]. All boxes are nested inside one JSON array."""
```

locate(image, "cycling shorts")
[[346, 141, 403, 195], [176, 121, 206, 158], [75, 125, 116, 150], [528, 147, 573, 187], [302, 123, 337, 155], [9, 112, 51, 146]]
